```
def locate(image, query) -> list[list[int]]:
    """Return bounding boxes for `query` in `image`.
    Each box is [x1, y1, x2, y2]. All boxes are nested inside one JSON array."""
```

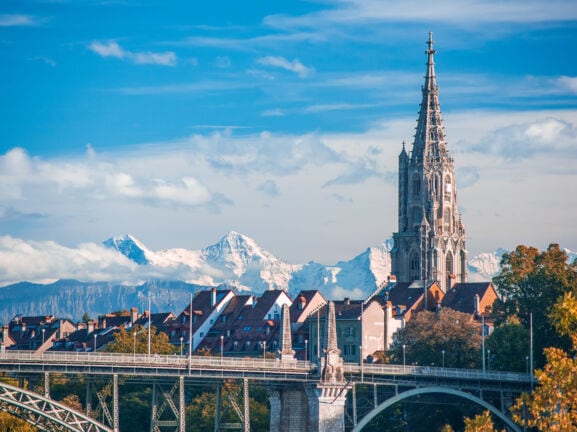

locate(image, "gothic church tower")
[[391, 33, 467, 292]]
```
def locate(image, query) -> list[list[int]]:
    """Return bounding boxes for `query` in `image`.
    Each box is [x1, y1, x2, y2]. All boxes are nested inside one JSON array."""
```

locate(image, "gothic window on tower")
[[410, 252, 419, 281], [444, 208, 451, 231], [444, 175, 452, 201], [412, 175, 421, 196], [412, 207, 422, 226], [446, 251, 454, 275]]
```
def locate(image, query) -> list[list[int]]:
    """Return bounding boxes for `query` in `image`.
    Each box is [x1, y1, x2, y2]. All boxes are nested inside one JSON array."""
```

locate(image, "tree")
[[485, 319, 529, 372], [81, 312, 91, 324], [463, 411, 502, 432], [492, 243, 577, 365], [511, 291, 577, 431], [0, 413, 36, 432], [105, 325, 176, 355], [388, 308, 482, 369]]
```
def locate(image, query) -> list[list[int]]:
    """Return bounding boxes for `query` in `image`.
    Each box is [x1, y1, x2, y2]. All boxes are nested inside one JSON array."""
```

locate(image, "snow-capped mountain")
[[103, 231, 392, 298], [467, 248, 507, 282]]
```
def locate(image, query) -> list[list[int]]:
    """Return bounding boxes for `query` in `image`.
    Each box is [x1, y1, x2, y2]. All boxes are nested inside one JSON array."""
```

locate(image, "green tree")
[[485, 319, 529, 372], [81, 312, 91, 324], [105, 325, 176, 355], [388, 308, 482, 368], [492, 243, 577, 365]]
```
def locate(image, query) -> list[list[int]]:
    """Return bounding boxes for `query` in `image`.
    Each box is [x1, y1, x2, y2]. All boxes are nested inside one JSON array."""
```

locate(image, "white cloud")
[[256, 56, 314, 78], [557, 76, 577, 94], [265, 0, 577, 29], [0, 14, 39, 27], [88, 41, 177, 66]]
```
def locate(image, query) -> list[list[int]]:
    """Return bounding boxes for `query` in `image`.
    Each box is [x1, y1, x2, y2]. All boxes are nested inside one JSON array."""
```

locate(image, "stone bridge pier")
[[270, 302, 349, 432]]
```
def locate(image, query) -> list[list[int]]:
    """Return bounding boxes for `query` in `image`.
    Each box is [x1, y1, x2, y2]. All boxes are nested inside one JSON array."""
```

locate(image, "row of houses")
[[0, 277, 498, 363]]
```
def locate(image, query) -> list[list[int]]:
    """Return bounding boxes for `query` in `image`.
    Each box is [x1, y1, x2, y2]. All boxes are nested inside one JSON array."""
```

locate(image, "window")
[[243, 325, 252, 332], [410, 252, 420, 280], [412, 175, 421, 196], [446, 252, 454, 275], [444, 208, 451, 231], [343, 345, 357, 356], [412, 207, 422, 225], [444, 175, 452, 200]]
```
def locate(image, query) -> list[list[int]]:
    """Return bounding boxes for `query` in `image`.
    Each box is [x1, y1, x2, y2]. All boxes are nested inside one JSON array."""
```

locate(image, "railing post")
[[44, 371, 50, 398]]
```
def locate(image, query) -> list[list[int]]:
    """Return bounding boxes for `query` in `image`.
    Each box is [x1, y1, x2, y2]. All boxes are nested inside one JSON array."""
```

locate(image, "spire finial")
[[426, 32, 435, 56]]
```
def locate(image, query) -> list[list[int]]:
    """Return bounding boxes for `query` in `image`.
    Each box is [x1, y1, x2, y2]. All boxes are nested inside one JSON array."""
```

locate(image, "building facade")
[[392, 32, 467, 293]]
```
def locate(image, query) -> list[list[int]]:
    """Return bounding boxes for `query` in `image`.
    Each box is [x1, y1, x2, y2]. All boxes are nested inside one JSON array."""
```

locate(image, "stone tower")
[[391, 32, 467, 293]]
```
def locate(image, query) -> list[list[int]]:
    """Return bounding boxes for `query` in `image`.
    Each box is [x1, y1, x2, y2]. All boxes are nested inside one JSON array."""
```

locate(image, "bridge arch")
[[352, 386, 521, 432], [0, 381, 113, 432]]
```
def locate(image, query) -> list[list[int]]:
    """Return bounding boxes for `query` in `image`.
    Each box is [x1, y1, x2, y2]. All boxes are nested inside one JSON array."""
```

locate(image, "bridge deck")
[[0, 350, 533, 391]]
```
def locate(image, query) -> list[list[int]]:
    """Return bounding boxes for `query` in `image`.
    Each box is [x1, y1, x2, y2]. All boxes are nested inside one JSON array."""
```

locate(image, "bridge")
[[0, 303, 533, 431]]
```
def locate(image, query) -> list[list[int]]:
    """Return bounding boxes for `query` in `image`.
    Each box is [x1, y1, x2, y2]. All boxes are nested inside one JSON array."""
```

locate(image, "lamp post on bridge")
[[180, 336, 183, 356], [525, 356, 529, 374], [262, 340, 266, 360], [441, 349, 445, 369], [487, 349, 491, 371], [93, 334, 97, 353], [41, 328, 45, 347], [305, 339, 308, 362], [133, 331, 136, 359], [220, 335, 224, 363], [402, 344, 406, 371]]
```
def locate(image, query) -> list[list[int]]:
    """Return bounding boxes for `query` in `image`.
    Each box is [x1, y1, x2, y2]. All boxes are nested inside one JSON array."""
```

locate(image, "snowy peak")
[[103, 234, 153, 265], [201, 231, 279, 272]]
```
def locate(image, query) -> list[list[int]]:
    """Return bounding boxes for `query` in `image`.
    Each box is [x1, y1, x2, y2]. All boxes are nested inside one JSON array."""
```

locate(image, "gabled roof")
[[176, 288, 235, 332], [441, 282, 497, 315], [289, 290, 326, 323]]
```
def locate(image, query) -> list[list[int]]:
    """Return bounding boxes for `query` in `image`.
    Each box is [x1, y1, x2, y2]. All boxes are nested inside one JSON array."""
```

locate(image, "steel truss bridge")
[[0, 351, 533, 432]]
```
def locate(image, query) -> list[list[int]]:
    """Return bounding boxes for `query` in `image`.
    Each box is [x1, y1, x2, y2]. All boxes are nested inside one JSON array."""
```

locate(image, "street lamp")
[[305, 339, 308, 362], [41, 328, 45, 346], [180, 336, 183, 356], [133, 331, 137, 358], [262, 340, 266, 360], [93, 334, 97, 353], [525, 356, 529, 374], [487, 349, 491, 371], [402, 344, 406, 371], [220, 335, 224, 362], [441, 349, 445, 368]]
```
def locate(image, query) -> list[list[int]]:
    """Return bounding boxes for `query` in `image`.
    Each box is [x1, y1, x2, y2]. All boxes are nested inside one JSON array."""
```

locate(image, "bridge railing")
[[343, 363, 531, 383], [0, 350, 313, 373]]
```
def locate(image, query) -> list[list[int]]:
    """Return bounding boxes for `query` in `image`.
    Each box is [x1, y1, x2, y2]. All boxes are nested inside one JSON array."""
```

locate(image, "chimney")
[[473, 294, 480, 315], [87, 320, 95, 334], [448, 273, 457, 290], [211, 287, 217, 307], [21, 322, 26, 333], [344, 297, 350, 305], [388, 275, 397, 282], [384, 301, 392, 349], [131, 307, 139, 325]]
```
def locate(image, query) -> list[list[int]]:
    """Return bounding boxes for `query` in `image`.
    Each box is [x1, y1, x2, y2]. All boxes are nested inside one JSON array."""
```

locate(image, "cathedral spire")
[[412, 31, 448, 165], [392, 34, 467, 293]]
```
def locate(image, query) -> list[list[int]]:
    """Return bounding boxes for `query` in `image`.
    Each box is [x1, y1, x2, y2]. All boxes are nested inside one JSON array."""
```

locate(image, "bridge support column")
[[268, 382, 349, 432], [112, 374, 119, 432], [150, 378, 186, 432]]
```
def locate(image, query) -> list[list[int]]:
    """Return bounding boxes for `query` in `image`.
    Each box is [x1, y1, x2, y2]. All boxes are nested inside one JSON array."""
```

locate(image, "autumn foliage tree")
[[492, 243, 577, 365], [511, 292, 577, 431], [388, 308, 482, 369], [105, 325, 177, 355]]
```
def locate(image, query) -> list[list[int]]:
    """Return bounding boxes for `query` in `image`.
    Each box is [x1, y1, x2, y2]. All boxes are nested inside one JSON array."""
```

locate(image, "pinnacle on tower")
[[321, 301, 344, 383], [277, 303, 295, 362]]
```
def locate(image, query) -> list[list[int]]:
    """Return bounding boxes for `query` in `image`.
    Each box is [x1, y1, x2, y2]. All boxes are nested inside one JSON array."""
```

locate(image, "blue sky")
[[1, 0, 576, 284]]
